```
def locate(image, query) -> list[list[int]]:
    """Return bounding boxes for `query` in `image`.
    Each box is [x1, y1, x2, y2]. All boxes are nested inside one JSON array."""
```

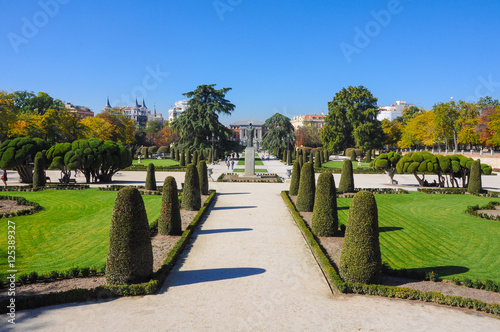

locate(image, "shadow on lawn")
[[379, 226, 404, 232], [387, 265, 470, 282]]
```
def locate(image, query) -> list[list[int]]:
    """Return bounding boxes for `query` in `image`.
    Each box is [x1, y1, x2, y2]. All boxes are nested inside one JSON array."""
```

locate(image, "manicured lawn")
[[132, 158, 179, 167], [322, 160, 370, 169], [337, 192, 500, 282], [237, 153, 265, 166], [0, 189, 162, 279], [232, 169, 268, 173]]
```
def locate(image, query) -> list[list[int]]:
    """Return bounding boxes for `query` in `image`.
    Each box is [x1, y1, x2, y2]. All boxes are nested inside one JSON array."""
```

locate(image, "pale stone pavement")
[[4, 157, 500, 331]]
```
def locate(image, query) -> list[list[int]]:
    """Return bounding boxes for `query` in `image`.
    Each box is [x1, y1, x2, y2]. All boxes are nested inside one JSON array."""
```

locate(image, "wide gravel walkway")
[[10, 180, 500, 331]]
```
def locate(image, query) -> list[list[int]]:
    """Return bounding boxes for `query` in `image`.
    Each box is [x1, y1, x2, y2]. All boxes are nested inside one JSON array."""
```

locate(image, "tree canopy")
[[261, 113, 295, 152], [0, 137, 49, 183]]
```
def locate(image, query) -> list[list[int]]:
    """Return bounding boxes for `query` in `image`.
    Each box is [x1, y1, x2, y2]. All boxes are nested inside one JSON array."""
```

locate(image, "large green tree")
[[0, 137, 49, 183], [261, 113, 295, 152], [171, 84, 236, 153], [321, 86, 382, 153], [13, 90, 64, 115]]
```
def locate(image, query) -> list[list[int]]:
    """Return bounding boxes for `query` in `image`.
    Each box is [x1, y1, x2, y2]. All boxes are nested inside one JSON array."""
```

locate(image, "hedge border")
[[217, 173, 282, 183], [124, 165, 187, 172], [466, 201, 500, 222], [281, 191, 500, 317], [0, 195, 42, 218], [315, 167, 384, 174], [0, 190, 216, 313], [418, 188, 500, 197]]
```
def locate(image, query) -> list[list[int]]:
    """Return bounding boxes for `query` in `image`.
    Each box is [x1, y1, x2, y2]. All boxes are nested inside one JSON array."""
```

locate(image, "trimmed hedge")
[[33, 152, 46, 189], [0, 195, 42, 218], [106, 187, 153, 285], [466, 201, 500, 221], [296, 162, 315, 212], [338, 160, 354, 193], [158, 177, 182, 235], [198, 160, 209, 195], [468, 159, 482, 194], [314, 151, 321, 168], [339, 191, 381, 284], [281, 191, 500, 317], [289, 161, 300, 196], [311, 172, 338, 236], [145, 163, 157, 191], [182, 164, 201, 210]]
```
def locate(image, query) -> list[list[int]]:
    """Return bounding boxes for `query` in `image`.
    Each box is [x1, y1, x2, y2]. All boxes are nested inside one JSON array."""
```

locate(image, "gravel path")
[[8, 181, 500, 331]]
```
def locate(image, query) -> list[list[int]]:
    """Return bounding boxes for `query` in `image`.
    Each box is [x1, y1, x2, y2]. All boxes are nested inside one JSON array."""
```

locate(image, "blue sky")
[[1, 0, 499, 125]]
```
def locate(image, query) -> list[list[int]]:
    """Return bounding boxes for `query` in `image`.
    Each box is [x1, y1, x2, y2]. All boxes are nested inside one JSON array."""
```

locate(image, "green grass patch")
[[237, 153, 264, 166], [0, 189, 162, 279], [132, 159, 179, 167], [336, 192, 500, 283], [322, 160, 370, 169]]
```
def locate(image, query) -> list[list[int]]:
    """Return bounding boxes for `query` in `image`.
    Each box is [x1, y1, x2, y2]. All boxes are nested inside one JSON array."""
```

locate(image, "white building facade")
[[377, 100, 413, 121], [168, 100, 188, 122], [103, 97, 164, 127]]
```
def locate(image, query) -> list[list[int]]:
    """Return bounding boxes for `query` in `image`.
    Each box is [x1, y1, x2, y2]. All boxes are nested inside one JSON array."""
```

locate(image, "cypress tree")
[[296, 162, 315, 212], [314, 151, 321, 168], [312, 172, 338, 237], [175, 148, 180, 161], [198, 160, 209, 195], [323, 150, 328, 163], [282, 149, 286, 163], [180, 150, 185, 166], [298, 151, 304, 169], [301, 153, 307, 169], [158, 176, 182, 235], [287, 149, 292, 165], [170, 147, 175, 160], [350, 150, 357, 162], [339, 191, 381, 284], [145, 163, 157, 190], [366, 149, 372, 163], [192, 150, 199, 165], [182, 164, 201, 210], [33, 151, 46, 189], [289, 161, 301, 196], [199, 149, 205, 161], [106, 187, 153, 285], [339, 159, 355, 193], [468, 159, 482, 194], [186, 150, 191, 164]]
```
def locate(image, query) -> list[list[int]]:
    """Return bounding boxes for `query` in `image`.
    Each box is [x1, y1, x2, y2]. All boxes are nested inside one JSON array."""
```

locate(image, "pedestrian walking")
[[231, 160, 235, 170], [1, 170, 7, 187]]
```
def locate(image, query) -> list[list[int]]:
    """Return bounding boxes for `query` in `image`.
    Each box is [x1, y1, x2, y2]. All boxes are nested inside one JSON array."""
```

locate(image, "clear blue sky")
[[2, 0, 499, 125]]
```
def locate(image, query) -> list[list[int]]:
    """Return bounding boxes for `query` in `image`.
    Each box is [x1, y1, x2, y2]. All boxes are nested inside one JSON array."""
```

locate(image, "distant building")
[[65, 103, 94, 118], [377, 100, 413, 121], [228, 120, 266, 146], [168, 100, 188, 122], [291, 114, 326, 129], [103, 97, 164, 127]]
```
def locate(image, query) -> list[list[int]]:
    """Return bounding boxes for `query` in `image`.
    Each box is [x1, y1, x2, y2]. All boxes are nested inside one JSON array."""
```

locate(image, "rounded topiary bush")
[[339, 159, 355, 193], [312, 172, 338, 237], [314, 151, 321, 168], [158, 176, 182, 235], [179, 150, 185, 166], [33, 152, 46, 189], [289, 161, 301, 196], [198, 160, 209, 195], [182, 164, 201, 210], [145, 163, 157, 191], [339, 191, 381, 284], [106, 187, 153, 285], [468, 159, 482, 194], [296, 162, 315, 212]]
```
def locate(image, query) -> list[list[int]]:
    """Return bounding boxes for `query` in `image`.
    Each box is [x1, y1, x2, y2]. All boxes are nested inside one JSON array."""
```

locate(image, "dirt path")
[[8, 182, 500, 331]]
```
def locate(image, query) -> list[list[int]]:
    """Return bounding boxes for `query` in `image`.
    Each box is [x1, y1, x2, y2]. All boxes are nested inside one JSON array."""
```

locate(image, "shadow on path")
[[197, 228, 253, 235], [217, 192, 251, 195], [167, 268, 266, 287], [211, 206, 257, 210]]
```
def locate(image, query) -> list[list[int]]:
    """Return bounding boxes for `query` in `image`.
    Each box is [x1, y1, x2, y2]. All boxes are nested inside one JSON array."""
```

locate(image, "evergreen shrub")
[[338, 159, 355, 192], [145, 163, 157, 191], [296, 162, 315, 211], [158, 176, 182, 235], [289, 161, 301, 196], [312, 172, 338, 236], [182, 164, 201, 210]]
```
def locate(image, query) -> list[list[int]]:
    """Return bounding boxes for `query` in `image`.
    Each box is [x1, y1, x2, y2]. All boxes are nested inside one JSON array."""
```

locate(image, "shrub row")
[[314, 167, 384, 174], [0, 195, 42, 218], [338, 188, 409, 197], [281, 191, 500, 317], [124, 165, 186, 172], [11, 266, 105, 285], [0, 190, 216, 313], [0, 184, 90, 192], [466, 201, 500, 221], [418, 188, 500, 197], [217, 173, 282, 183]]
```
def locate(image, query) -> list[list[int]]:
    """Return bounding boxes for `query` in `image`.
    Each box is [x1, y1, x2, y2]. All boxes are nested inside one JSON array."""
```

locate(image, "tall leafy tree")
[[96, 110, 135, 144], [321, 86, 382, 153], [171, 84, 236, 152], [261, 113, 295, 151], [294, 124, 321, 148], [13, 90, 64, 115], [0, 137, 49, 183], [0, 90, 17, 143], [381, 119, 402, 148]]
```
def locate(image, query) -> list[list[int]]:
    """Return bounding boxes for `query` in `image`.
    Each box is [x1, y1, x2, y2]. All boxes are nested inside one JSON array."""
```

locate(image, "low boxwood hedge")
[[281, 191, 500, 317]]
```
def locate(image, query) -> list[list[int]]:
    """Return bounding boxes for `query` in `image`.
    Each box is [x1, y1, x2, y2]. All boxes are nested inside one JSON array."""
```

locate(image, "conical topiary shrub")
[[33, 151, 46, 189], [192, 150, 198, 165], [323, 150, 328, 163], [158, 176, 182, 235], [175, 148, 180, 161], [468, 159, 482, 194], [199, 150, 205, 162], [298, 151, 304, 169], [366, 149, 372, 163], [186, 150, 191, 165], [301, 153, 307, 169], [182, 164, 201, 210], [289, 161, 301, 196], [350, 150, 357, 161], [314, 151, 321, 168], [339, 159, 355, 193], [145, 163, 157, 190], [339, 191, 381, 284], [198, 160, 209, 195], [287, 149, 292, 165], [180, 150, 185, 166], [312, 172, 338, 237], [296, 162, 315, 212], [106, 187, 153, 285]]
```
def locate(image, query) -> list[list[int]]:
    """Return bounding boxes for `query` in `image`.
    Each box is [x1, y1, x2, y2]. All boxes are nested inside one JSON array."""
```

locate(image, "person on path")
[[1, 170, 7, 187], [231, 160, 235, 170]]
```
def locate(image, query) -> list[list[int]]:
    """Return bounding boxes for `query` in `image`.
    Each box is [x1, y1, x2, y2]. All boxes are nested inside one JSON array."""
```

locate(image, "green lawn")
[[237, 153, 265, 166], [132, 158, 179, 167], [322, 160, 370, 169], [337, 192, 500, 282], [0, 189, 162, 278]]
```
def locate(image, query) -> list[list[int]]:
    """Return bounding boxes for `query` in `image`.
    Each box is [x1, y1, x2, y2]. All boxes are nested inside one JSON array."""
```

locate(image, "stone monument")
[[244, 123, 256, 176]]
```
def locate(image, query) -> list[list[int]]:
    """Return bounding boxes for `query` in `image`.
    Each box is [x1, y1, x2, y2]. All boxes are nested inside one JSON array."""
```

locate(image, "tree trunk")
[[15, 165, 33, 183], [413, 172, 424, 187], [385, 169, 397, 184]]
